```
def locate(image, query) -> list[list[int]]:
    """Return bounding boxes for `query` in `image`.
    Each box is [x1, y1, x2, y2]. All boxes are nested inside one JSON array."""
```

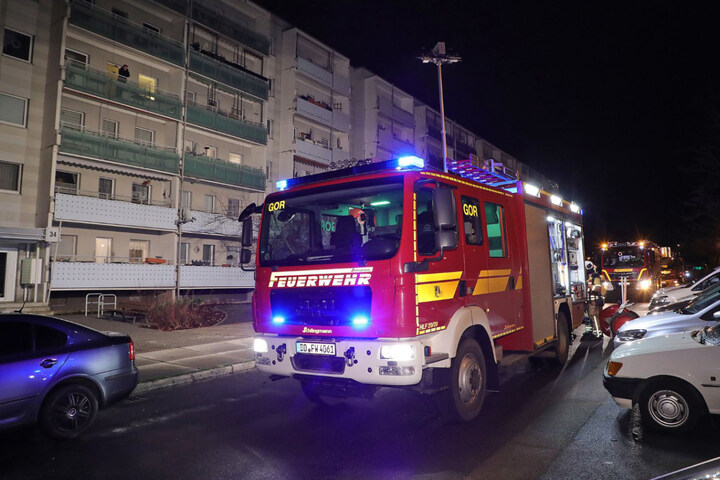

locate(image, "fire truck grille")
[[270, 287, 372, 327], [292, 354, 346, 374]]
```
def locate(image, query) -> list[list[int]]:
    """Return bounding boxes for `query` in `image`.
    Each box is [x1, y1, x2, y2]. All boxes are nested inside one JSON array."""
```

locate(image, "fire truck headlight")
[[253, 338, 269, 353], [380, 344, 415, 361], [640, 279, 652, 290]]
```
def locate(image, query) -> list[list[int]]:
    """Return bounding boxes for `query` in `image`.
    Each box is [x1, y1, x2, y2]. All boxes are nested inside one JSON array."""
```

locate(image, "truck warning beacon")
[[239, 156, 587, 421]]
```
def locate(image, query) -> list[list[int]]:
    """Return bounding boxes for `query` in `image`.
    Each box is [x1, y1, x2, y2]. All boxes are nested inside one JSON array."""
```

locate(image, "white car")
[[614, 283, 720, 348], [649, 266, 720, 310], [603, 321, 720, 432]]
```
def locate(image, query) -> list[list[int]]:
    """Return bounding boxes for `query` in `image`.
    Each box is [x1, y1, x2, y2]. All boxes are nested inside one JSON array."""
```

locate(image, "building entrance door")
[[0, 248, 18, 302]]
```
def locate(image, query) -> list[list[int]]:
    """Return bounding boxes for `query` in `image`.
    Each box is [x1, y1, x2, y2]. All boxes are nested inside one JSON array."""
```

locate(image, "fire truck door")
[[460, 195, 488, 307], [474, 198, 523, 337], [414, 185, 464, 335]]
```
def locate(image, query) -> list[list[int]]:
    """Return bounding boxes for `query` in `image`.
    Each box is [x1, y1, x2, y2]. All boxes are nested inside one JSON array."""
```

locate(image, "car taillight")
[[128, 340, 135, 361]]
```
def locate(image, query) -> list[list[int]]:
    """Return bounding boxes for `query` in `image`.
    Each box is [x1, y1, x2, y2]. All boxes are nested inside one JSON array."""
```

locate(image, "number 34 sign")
[[45, 227, 60, 243]]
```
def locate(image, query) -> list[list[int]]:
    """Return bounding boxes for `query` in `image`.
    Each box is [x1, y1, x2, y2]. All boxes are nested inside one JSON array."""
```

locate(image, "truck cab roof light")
[[570, 203, 581, 213], [550, 195, 562, 206], [524, 183, 540, 197], [276, 179, 288, 191], [396, 155, 425, 169]]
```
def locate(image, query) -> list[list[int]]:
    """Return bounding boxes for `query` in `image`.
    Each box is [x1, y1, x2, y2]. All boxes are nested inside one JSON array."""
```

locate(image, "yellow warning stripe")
[[534, 334, 555, 347], [416, 271, 463, 283], [492, 325, 524, 339], [417, 280, 461, 303], [422, 172, 514, 197], [473, 269, 523, 295]]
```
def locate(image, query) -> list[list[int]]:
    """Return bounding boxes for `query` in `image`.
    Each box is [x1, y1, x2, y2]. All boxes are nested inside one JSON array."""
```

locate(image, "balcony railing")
[[295, 137, 332, 166], [51, 261, 176, 290], [191, 4, 270, 56], [184, 153, 266, 190], [179, 265, 254, 288], [69, 0, 184, 66], [59, 127, 181, 174], [64, 61, 182, 119], [186, 103, 267, 145], [150, 0, 188, 16], [189, 50, 269, 100], [54, 191, 177, 230], [181, 210, 242, 236]]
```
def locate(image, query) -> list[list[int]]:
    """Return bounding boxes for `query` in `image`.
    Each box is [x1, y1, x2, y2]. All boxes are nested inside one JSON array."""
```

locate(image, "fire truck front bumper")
[[253, 335, 424, 386]]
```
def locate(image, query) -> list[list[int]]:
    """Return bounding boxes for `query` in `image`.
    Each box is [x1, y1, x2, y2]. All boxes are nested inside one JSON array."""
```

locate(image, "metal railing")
[[85, 293, 117, 318], [54, 186, 174, 207], [185, 103, 267, 145], [183, 152, 266, 190], [189, 49, 269, 101]]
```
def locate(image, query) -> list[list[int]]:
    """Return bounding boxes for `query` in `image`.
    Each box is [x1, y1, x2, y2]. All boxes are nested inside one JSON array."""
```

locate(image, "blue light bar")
[[397, 155, 425, 169], [275, 179, 288, 191], [351, 315, 369, 327], [272, 316, 285, 324]]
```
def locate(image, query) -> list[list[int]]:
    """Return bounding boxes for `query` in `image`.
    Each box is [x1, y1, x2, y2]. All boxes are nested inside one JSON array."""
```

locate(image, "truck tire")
[[639, 379, 703, 433], [553, 312, 570, 365], [436, 337, 487, 422]]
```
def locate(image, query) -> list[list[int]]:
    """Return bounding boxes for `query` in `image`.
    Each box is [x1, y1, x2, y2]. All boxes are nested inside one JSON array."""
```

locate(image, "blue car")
[[0, 314, 138, 439]]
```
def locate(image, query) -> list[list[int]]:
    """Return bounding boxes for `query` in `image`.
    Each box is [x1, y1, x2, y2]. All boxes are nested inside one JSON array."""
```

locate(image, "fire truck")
[[239, 156, 587, 421], [600, 241, 661, 301]]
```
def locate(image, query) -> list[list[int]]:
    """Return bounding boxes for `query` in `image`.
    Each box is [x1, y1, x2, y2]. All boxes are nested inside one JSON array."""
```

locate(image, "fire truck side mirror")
[[241, 219, 253, 247], [432, 186, 458, 251], [240, 248, 252, 264]]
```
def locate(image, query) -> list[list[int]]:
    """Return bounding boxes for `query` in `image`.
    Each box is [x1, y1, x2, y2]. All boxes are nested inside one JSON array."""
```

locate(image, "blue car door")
[[0, 321, 69, 426]]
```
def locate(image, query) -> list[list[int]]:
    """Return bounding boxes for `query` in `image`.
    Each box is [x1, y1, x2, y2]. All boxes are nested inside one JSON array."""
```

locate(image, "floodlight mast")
[[419, 42, 461, 172]]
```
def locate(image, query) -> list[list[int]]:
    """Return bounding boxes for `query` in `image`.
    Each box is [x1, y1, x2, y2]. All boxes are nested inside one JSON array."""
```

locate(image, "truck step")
[[498, 353, 527, 367]]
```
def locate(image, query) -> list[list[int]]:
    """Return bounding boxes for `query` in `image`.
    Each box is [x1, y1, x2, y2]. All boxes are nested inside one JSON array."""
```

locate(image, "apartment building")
[[0, 0, 555, 313]]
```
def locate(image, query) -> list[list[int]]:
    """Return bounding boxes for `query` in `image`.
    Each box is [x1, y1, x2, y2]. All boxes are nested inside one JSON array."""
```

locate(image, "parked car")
[[615, 282, 720, 347], [0, 314, 138, 439], [651, 456, 720, 480], [603, 320, 720, 432], [649, 266, 720, 310]]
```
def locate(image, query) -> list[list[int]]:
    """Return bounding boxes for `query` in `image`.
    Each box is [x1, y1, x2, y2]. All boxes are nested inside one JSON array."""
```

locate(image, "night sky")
[[256, 0, 720, 260]]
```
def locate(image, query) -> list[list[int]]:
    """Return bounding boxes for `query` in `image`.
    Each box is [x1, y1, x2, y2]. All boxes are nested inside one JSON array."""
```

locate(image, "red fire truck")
[[239, 156, 587, 421], [600, 241, 661, 301]]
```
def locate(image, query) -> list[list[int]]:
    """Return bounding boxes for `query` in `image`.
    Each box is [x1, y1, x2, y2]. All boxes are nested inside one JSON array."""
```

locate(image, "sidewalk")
[[60, 313, 257, 394]]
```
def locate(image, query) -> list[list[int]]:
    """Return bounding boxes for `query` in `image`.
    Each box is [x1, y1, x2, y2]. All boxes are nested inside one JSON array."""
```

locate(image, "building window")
[[55, 234, 77, 261], [94, 237, 112, 263], [204, 194, 215, 213], [55, 171, 79, 195], [102, 119, 118, 138], [64, 48, 88, 67], [3, 28, 33, 62], [202, 244, 215, 266], [0, 161, 21, 193], [0, 93, 27, 127], [461, 196, 483, 246], [180, 242, 189, 265], [266, 161, 272, 180], [181, 190, 192, 209], [132, 182, 151, 205], [204, 146, 217, 158], [129, 240, 149, 263], [266, 119, 273, 138], [138, 74, 157, 95], [228, 152, 243, 165], [99, 177, 114, 200], [228, 198, 240, 218], [185, 90, 196, 105], [142, 22, 160, 34], [134, 127, 154, 147], [60, 108, 84, 131]]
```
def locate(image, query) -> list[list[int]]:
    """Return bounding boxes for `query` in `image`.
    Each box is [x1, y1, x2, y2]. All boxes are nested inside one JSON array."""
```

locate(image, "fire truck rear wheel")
[[437, 338, 487, 422], [553, 312, 570, 365]]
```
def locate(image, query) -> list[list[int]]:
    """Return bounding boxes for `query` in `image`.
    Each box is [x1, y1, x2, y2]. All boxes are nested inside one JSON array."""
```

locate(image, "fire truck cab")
[[600, 241, 661, 301], [241, 156, 587, 421]]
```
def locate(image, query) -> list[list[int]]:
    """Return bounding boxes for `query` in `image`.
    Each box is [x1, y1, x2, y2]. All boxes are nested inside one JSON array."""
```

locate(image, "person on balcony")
[[118, 64, 130, 82]]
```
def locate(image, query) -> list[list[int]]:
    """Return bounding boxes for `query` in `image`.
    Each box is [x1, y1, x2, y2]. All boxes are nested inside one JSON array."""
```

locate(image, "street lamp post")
[[419, 42, 461, 172]]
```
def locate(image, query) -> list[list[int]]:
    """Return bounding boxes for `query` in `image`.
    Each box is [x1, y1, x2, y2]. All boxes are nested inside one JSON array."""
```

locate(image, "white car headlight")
[[380, 344, 415, 361], [616, 329, 647, 342], [640, 279, 652, 290], [652, 295, 669, 305], [253, 338, 269, 353]]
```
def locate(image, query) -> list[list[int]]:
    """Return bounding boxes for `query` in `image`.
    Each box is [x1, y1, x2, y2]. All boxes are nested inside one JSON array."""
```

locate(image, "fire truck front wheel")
[[436, 338, 487, 422], [553, 311, 570, 365]]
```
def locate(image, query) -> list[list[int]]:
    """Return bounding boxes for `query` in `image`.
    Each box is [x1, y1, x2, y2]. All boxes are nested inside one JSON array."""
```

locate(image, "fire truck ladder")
[[446, 158, 519, 191]]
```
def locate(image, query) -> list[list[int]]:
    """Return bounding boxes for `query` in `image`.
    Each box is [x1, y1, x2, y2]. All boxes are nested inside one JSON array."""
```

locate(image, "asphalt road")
[[2, 324, 719, 480]]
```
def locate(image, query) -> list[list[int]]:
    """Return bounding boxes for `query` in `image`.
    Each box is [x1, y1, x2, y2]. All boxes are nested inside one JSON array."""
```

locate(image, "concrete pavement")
[[60, 311, 257, 394]]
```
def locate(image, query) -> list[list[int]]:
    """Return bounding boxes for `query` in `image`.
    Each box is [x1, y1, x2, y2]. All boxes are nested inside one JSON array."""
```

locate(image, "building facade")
[[0, 0, 553, 313]]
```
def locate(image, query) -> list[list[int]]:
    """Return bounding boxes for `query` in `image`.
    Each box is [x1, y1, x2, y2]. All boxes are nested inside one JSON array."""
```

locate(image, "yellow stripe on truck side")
[[474, 269, 522, 295], [415, 271, 463, 304]]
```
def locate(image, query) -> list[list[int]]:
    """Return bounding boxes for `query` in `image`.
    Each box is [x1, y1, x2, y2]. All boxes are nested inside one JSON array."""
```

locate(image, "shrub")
[[145, 296, 225, 331]]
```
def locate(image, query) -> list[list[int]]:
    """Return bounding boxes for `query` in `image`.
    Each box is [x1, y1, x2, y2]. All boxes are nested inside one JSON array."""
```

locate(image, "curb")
[[134, 361, 256, 394]]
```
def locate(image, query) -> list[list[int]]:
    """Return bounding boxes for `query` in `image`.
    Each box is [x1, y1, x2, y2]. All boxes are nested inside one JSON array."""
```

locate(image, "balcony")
[[181, 210, 242, 236], [189, 50, 269, 101], [51, 261, 175, 290], [377, 96, 414, 126], [64, 61, 182, 119], [295, 137, 332, 166], [332, 148, 350, 164], [296, 96, 332, 126], [151, 0, 188, 16], [69, 0, 184, 66], [456, 142, 477, 157], [332, 110, 351, 132], [179, 266, 254, 288], [186, 104, 267, 145], [297, 56, 332, 87], [184, 153, 266, 190], [333, 72, 350, 96], [191, 4, 270, 56], [54, 191, 176, 230], [59, 127, 181, 174]]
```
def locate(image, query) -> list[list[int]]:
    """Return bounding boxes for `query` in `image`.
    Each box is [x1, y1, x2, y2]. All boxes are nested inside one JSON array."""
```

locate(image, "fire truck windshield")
[[258, 177, 404, 266], [602, 247, 645, 268]]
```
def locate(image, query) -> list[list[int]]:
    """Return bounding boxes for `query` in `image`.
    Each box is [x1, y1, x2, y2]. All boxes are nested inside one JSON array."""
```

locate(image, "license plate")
[[296, 342, 336, 356]]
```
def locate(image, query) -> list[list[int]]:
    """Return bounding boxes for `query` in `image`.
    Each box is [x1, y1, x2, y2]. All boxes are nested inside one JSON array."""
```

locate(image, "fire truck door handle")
[[458, 280, 467, 297], [508, 276, 516, 290]]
